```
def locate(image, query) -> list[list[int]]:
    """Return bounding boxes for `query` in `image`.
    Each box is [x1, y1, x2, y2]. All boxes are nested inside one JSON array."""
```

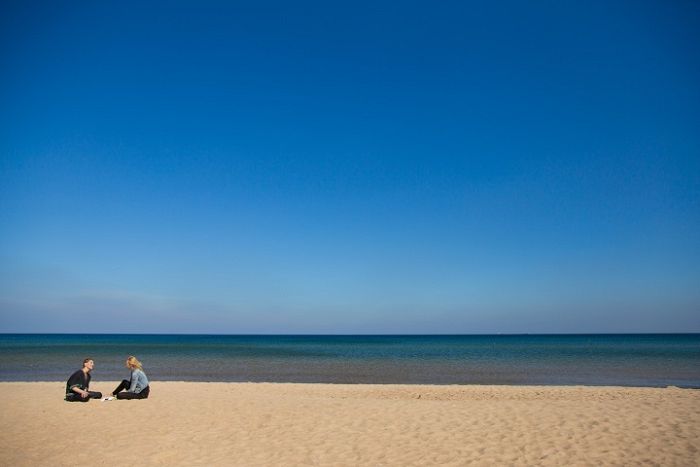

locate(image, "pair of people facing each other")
[[65, 356, 150, 402]]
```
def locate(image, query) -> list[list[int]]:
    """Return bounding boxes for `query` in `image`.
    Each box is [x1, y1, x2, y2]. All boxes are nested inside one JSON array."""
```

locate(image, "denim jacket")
[[129, 369, 149, 393]]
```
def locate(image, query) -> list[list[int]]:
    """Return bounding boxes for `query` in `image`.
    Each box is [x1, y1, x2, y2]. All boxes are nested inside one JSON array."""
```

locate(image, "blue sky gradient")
[[1, 1, 699, 333]]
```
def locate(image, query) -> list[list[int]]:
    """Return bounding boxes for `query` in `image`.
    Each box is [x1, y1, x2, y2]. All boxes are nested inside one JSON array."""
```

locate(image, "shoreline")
[[3, 380, 700, 393], [2, 382, 699, 465], [3, 379, 698, 390]]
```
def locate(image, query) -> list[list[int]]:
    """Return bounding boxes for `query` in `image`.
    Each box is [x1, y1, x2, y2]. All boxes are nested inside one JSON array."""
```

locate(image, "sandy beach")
[[1, 382, 698, 466]]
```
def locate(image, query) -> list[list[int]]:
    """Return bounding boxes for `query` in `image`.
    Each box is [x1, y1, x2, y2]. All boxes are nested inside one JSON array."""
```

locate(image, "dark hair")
[[83, 358, 93, 366]]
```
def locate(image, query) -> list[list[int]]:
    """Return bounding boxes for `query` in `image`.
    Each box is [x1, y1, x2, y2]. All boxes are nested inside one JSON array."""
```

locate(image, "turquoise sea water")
[[0, 334, 698, 387]]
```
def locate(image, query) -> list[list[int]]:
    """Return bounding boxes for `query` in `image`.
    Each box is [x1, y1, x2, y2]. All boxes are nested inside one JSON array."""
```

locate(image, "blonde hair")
[[126, 356, 143, 371]]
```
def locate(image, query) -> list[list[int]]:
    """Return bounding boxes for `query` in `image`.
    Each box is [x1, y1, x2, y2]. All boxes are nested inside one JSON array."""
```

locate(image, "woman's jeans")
[[112, 380, 150, 399]]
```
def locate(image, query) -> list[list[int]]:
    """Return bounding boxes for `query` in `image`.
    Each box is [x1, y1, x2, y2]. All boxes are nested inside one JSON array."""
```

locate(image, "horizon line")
[[1, 332, 699, 336]]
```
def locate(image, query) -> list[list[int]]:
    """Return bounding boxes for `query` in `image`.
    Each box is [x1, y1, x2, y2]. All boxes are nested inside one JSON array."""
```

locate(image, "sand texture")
[[0, 382, 698, 466]]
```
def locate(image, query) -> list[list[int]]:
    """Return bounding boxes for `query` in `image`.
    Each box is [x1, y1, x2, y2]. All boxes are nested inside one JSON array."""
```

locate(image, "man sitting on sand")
[[65, 358, 102, 402]]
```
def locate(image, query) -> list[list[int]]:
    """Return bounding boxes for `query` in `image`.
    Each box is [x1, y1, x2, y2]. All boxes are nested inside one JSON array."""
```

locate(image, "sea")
[[1, 334, 699, 387]]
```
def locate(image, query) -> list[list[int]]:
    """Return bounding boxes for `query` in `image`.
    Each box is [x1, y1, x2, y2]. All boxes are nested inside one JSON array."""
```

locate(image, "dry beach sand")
[[1, 382, 698, 466]]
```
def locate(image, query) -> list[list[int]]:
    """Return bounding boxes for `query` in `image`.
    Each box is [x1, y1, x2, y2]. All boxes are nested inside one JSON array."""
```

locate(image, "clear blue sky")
[[1, 1, 698, 333]]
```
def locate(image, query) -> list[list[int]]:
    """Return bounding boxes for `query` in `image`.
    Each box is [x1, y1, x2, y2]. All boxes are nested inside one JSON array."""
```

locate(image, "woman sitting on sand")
[[112, 356, 150, 400]]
